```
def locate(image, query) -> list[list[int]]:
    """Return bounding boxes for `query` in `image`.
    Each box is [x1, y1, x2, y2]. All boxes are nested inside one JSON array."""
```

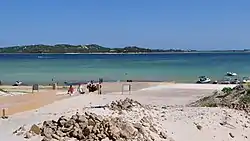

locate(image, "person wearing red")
[[67, 85, 74, 95]]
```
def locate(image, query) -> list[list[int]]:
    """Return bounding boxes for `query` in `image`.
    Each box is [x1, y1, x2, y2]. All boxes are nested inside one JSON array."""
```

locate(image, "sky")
[[0, 0, 249, 50]]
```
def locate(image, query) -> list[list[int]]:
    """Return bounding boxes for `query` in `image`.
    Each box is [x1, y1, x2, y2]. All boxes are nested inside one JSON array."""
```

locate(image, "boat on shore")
[[220, 77, 232, 84], [196, 76, 211, 84], [12, 81, 23, 86], [230, 78, 241, 84], [242, 77, 250, 83]]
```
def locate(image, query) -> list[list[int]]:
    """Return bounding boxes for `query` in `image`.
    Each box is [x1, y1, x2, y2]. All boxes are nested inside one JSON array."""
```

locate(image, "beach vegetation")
[[239, 95, 250, 104], [0, 88, 8, 93], [214, 87, 233, 98], [239, 89, 250, 104], [247, 82, 250, 88], [221, 87, 233, 95], [201, 102, 218, 107]]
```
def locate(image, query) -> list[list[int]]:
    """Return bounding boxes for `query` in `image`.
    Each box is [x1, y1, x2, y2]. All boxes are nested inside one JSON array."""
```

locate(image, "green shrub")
[[247, 89, 250, 95], [202, 103, 218, 107], [0, 88, 7, 93], [221, 87, 233, 94]]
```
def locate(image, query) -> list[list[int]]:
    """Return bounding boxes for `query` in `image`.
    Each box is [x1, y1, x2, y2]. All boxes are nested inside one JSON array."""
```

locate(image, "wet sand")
[[0, 82, 161, 116]]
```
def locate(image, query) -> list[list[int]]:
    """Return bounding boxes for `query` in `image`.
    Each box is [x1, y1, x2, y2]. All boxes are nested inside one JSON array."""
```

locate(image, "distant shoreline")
[[1, 51, 250, 54], [1, 44, 249, 54]]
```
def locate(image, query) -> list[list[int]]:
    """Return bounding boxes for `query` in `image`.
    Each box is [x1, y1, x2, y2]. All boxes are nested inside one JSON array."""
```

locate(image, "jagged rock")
[[229, 132, 234, 138], [16, 131, 25, 136], [83, 125, 92, 136], [52, 133, 61, 140], [29, 124, 41, 135], [196, 125, 202, 130], [79, 122, 88, 129], [41, 137, 51, 141], [64, 119, 75, 128], [15, 99, 168, 141], [88, 118, 96, 126], [13, 125, 27, 136], [61, 125, 73, 133], [71, 115, 78, 121], [77, 115, 87, 123], [109, 125, 120, 139], [95, 115, 103, 122], [74, 122, 80, 129], [108, 98, 142, 111], [41, 127, 53, 139], [133, 123, 146, 135], [101, 138, 110, 141], [142, 122, 150, 127], [141, 116, 151, 124], [149, 125, 158, 133], [92, 124, 100, 134], [43, 120, 54, 127], [55, 130, 66, 137], [24, 131, 33, 139], [69, 129, 78, 138], [97, 133, 106, 139], [159, 131, 168, 139], [120, 122, 138, 139], [58, 116, 68, 127], [85, 111, 91, 117]]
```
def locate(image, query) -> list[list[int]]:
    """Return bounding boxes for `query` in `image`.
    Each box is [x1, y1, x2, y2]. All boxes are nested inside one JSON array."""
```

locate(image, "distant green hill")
[[0, 44, 194, 53]]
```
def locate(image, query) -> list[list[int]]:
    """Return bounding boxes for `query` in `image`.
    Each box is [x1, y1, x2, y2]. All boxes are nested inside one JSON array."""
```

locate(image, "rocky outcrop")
[[108, 98, 142, 111], [13, 98, 171, 141]]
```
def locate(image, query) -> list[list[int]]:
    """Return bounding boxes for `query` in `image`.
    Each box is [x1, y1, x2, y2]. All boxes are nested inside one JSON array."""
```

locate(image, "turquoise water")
[[0, 53, 250, 85]]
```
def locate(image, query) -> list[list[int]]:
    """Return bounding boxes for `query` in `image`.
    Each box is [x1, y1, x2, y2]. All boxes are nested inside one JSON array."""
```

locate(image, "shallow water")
[[0, 53, 249, 84]]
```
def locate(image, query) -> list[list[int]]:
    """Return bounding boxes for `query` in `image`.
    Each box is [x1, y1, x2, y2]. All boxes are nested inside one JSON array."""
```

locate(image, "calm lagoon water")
[[0, 53, 250, 84]]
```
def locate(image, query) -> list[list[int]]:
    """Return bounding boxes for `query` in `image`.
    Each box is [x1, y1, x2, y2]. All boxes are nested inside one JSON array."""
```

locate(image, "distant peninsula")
[[1, 44, 249, 54], [0, 44, 195, 53]]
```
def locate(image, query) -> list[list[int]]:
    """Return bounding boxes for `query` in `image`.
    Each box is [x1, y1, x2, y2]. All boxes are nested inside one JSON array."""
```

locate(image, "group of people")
[[67, 80, 102, 95], [67, 84, 85, 95]]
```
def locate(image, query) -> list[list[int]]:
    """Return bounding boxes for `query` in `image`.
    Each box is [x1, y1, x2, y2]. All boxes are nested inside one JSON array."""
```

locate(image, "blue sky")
[[0, 0, 249, 50]]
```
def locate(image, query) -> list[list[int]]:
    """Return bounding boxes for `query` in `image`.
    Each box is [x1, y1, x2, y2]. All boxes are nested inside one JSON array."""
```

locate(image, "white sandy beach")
[[1, 83, 249, 141]]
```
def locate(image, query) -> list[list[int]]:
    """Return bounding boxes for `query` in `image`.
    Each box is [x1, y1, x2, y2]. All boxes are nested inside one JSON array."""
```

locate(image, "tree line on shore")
[[0, 44, 195, 53]]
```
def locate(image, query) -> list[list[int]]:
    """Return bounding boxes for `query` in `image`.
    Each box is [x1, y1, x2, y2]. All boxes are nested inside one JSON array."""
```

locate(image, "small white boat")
[[220, 77, 232, 84], [16, 81, 22, 85], [226, 72, 237, 76], [230, 78, 241, 84], [12, 81, 22, 86], [197, 76, 211, 83], [242, 77, 250, 83]]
